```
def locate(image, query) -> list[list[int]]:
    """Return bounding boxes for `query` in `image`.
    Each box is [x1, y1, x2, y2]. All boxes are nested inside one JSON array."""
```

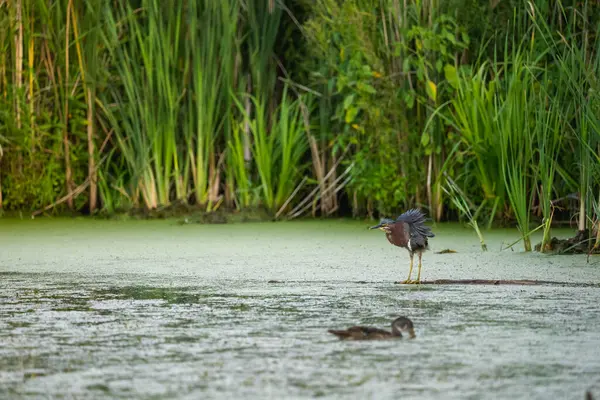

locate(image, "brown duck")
[[328, 317, 415, 340]]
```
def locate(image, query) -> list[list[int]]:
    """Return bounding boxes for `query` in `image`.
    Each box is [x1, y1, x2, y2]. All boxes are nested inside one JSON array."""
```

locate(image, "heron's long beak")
[[369, 223, 384, 230]]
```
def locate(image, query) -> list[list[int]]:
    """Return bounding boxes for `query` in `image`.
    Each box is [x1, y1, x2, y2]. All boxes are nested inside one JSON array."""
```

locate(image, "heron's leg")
[[416, 251, 423, 283], [401, 252, 414, 284]]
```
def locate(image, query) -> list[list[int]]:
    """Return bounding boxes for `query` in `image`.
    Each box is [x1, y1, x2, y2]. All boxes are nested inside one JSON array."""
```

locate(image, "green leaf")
[[436, 59, 443, 73], [345, 107, 359, 124], [404, 92, 415, 109], [421, 132, 430, 147], [426, 80, 437, 102], [336, 76, 347, 92], [357, 82, 376, 94], [343, 94, 355, 110], [461, 32, 470, 45], [444, 31, 457, 44], [444, 65, 459, 89], [402, 58, 410, 72]]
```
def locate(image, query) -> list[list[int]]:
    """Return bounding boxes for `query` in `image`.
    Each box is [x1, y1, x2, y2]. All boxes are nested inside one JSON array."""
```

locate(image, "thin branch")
[[275, 176, 307, 219], [31, 154, 109, 217], [287, 163, 354, 219]]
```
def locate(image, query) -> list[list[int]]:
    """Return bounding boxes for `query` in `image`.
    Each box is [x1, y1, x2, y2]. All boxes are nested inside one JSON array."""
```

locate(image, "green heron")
[[369, 208, 435, 284], [328, 316, 415, 340]]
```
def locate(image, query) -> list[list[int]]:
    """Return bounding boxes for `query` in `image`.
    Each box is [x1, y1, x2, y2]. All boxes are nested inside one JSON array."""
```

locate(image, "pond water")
[[1, 218, 600, 399]]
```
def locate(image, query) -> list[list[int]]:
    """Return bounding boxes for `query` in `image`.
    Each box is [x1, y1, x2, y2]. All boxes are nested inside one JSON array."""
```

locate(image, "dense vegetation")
[[1, 0, 599, 251]]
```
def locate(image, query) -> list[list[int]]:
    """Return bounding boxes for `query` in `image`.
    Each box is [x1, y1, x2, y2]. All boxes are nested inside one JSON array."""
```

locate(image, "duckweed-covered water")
[[1, 218, 600, 399]]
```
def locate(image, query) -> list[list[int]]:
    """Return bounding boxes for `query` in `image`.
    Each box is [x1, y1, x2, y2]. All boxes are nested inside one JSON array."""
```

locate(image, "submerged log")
[[399, 279, 599, 287], [265, 279, 598, 288]]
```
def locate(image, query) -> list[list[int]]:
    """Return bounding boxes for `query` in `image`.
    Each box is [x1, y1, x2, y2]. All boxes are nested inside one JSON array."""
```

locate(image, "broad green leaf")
[[417, 68, 424, 81], [426, 80, 437, 102], [436, 59, 443, 73], [461, 32, 470, 45], [444, 31, 457, 44], [357, 82, 376, 94], [421, 132, 430, 147], [343, 94, 355, 110], [444, 64, 459, 89], [345, 107, 359, 124], [404, 92, 415, 109]]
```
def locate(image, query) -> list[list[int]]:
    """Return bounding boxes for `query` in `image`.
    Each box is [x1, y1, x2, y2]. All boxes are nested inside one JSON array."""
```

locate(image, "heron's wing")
[[396, 208, 435, 239], [409, 228, 427, 248]]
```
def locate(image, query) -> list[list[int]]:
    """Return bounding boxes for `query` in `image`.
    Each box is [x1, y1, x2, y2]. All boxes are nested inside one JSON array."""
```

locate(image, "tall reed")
[[186, 0, 239, 211], [75, 0, 105, 213], [233, 93, 273, 209], [244, 0, 281, 104], [100, 0, 186, 209], [228, 121, 252, 209], [0, 0, 83, 211], [443, 177, 487, 251], [532, 75, 563, 252], [273, 88, 311, 212], [496, 46, 537, 252], [232, 86, 310, 213], [529, 0, 600, 239], [447, 63, 503, 228]]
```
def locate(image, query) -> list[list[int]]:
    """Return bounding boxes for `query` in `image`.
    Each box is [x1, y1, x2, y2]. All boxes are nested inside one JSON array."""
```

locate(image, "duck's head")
[[391, 316, 416, 339]]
